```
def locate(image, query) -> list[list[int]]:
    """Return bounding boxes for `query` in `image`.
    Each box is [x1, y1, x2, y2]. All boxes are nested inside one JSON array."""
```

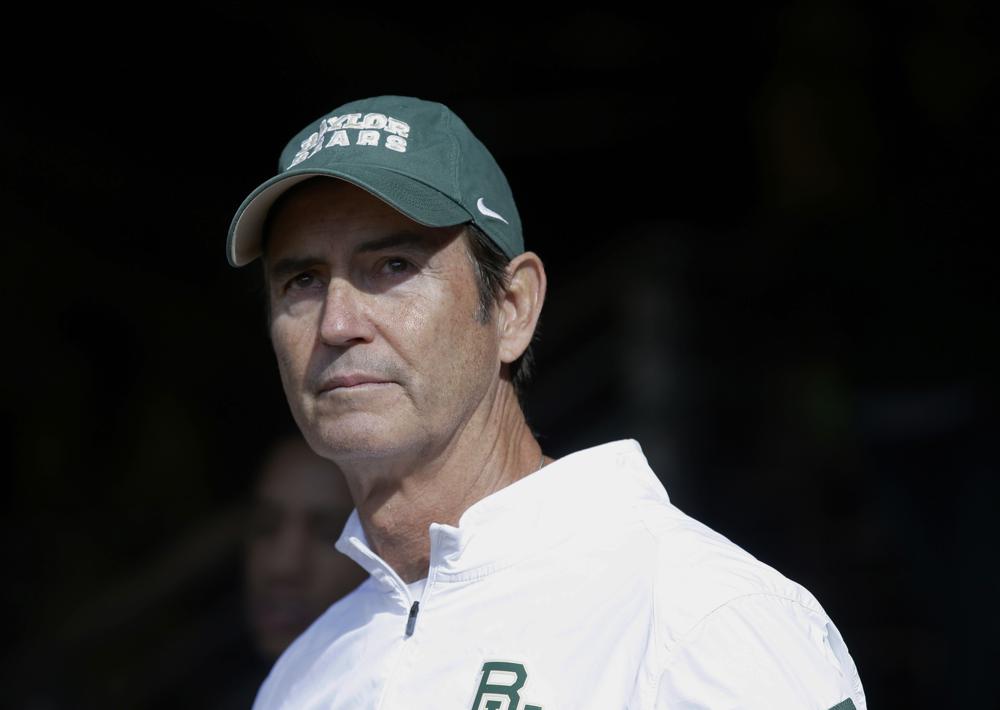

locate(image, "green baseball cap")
[[227, 95, 523, 266]]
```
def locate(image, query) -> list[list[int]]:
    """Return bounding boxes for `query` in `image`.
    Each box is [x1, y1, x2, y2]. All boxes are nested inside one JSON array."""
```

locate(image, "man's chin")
[[307, 420, 412, 462]]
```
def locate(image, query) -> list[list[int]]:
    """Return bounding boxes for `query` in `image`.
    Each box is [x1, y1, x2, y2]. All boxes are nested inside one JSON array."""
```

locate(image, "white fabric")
[[406, 577, 426, 602], [253, 439, 866, 709]]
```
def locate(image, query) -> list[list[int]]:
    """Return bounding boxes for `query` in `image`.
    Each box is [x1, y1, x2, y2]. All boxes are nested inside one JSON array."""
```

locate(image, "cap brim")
[[227, 166, 473, 266]]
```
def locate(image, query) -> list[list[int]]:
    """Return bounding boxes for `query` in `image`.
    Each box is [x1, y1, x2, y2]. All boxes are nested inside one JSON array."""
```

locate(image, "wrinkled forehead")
[[262, 176, 467, 263]]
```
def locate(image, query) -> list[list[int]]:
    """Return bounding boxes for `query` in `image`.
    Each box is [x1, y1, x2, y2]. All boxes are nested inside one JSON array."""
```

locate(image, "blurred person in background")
[[245, 434, 367, 660]]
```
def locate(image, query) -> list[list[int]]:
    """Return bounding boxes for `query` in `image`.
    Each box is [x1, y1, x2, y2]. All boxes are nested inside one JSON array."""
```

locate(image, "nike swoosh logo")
[[476, 197, 509, 224]]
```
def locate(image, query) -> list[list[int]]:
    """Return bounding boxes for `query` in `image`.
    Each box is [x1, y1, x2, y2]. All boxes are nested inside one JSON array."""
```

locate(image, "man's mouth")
[[317, 374, 393, 393]]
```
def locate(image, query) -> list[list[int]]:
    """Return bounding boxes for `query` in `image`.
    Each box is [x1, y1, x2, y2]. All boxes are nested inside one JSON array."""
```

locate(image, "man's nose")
[[319, 279, 374, 347]]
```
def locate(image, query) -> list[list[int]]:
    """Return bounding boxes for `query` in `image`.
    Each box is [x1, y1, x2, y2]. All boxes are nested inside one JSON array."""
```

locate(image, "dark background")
[[3, 3, 997, 708]]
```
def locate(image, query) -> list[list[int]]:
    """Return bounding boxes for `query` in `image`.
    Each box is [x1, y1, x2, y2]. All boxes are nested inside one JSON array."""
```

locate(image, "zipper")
[[405, 601, 420, 637]]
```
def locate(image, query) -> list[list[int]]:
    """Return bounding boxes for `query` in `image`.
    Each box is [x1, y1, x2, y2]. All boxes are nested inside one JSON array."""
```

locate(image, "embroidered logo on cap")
[[288, 112, 411, 168], [476, 197, 509, 224]]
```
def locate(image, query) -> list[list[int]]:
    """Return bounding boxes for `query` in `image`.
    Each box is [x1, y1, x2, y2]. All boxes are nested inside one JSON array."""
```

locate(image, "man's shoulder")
[[629, 499, 866, 709], [567, 442, 864, 707], [632, 499, 823, 643], [572, 441, 824, 646]]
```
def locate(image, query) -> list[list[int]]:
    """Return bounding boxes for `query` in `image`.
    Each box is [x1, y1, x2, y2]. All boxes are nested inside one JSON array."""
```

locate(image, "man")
[[245, 434, 368, 659], [227, 95, 866, 709]]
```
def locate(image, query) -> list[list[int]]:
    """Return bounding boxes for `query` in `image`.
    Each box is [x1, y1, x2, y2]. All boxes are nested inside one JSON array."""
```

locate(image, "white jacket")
[[253, 439, 866, 709]]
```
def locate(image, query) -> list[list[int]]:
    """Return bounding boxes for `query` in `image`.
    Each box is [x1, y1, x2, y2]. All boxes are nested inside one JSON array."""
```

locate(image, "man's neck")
[[339, 384, 544, 583]]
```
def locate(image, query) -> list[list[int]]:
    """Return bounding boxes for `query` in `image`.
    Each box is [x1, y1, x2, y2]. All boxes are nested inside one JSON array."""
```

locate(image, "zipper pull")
[[405, 601, 420, 637]]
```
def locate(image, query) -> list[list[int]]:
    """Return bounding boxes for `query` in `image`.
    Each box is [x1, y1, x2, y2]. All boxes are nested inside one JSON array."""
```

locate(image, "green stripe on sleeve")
[[828, 700, 856, 710]]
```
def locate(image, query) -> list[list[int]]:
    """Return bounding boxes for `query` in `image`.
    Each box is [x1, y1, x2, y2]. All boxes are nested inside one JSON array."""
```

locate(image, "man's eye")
[[381, 258, 411, 274], [288, 272, 318, 290]]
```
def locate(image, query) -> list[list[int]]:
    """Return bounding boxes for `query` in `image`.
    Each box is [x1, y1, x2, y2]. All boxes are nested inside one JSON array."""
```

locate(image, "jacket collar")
[[335, 439, 669, 591]]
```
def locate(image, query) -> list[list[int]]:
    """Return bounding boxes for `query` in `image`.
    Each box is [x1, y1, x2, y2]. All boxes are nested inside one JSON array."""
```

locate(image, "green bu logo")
[[470, 661, 543, 710]]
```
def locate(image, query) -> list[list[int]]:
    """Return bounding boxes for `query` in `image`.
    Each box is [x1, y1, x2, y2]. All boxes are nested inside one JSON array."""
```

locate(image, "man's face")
[[265, 178, 501, 469], [245, 438, 366, 658]]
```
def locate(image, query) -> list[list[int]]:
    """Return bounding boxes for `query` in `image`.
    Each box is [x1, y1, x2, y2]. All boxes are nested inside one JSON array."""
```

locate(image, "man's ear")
[[497, 251, 546, 364]]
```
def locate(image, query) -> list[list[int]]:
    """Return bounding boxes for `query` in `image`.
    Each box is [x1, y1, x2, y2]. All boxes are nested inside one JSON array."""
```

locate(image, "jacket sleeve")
[[654, 593, 866, 710]]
